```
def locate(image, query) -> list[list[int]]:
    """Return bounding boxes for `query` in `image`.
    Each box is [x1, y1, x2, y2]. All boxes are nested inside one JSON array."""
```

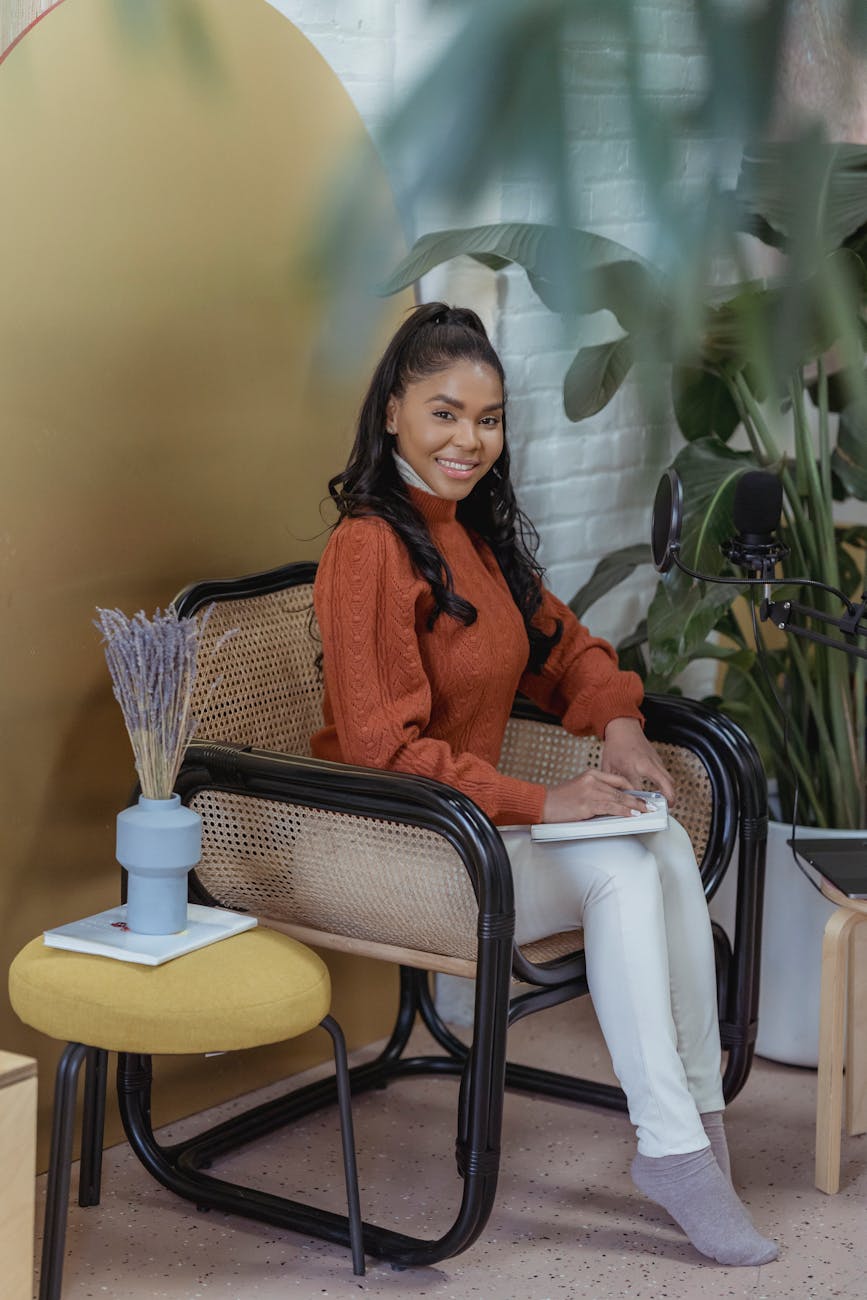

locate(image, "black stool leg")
[[79, 1048, 108, 1207], [40, 1042, 88, 1300], [321, 1015, 365, 1276]]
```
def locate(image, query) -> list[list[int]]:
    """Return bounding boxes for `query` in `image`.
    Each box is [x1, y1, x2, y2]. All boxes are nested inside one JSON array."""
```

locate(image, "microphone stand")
[[652, 467, 866, 902], [731, 548, 867, 663], [761, 593, 867, 661], [668, 542, 867, 895], [668, 539, 867, 662]]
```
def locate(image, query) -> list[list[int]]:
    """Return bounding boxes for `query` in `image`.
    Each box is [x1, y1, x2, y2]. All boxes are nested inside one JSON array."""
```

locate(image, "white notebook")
[[44, 903, 257, 966], [531, 792, 668, 842]]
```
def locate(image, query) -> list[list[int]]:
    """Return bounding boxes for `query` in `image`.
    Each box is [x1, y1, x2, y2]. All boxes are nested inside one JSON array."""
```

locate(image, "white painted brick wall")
[[274, 0, 705, 654]]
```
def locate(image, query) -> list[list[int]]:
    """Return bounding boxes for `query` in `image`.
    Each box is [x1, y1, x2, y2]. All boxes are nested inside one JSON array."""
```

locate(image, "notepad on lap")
[[530, 792, 668, 842]]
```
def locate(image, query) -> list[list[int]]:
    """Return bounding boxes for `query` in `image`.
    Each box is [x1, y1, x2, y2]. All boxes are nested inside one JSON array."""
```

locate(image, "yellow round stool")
[[9, 928, 364, 1299]]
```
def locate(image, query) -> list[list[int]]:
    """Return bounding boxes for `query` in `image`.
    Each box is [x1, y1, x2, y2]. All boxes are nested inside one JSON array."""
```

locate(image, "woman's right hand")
[[541, 770, 651, 824]]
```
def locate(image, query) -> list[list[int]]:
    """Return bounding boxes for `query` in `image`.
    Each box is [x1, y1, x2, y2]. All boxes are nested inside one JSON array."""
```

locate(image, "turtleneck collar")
[[406, 483, 458, 524], [393, 449, 435, 495], [392, 449, 458, 522]]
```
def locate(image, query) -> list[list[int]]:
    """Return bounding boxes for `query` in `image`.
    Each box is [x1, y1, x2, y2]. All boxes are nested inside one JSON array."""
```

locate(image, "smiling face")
[[386, 360, 505, 500]]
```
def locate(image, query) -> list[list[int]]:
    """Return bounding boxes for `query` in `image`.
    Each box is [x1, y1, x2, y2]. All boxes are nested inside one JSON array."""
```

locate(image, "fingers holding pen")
[[541, 769, 654, 825], [617, 756, 676, 805]]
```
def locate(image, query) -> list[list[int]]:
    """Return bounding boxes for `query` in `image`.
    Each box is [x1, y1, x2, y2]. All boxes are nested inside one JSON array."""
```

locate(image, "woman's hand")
[[600, 717, 675, 803], [542, 769, 652, 824]]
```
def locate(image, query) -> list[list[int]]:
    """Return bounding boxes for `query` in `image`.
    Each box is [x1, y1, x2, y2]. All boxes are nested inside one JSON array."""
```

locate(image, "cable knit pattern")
[[312, 486, 644, 826]]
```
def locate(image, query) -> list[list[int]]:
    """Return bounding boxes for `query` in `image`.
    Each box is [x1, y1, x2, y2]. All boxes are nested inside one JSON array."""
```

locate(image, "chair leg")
[[40, 1042, 88, 1300], [79, 1048, 108, 1207], [845, 917, 867, 1137], [816, 908, 860, 1194], [417, 972, 471, 1061], [320, 1016, 365, 1276], [116, 946, 511, 1268]]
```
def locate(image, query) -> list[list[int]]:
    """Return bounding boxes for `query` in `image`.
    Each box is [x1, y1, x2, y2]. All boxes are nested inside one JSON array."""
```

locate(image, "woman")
[[312, 303, 777, 1267]]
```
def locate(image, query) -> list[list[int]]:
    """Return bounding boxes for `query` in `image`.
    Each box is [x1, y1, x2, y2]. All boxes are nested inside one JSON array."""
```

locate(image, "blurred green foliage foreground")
[[374, 1, 867, 828]]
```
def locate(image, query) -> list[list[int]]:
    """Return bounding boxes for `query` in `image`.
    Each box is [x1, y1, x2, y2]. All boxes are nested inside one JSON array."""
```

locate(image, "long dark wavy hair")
[[328, 302, 561, 673]]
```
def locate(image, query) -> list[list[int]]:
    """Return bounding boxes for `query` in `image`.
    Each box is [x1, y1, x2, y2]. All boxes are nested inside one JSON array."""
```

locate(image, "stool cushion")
[[8, 928, 331, 1054]]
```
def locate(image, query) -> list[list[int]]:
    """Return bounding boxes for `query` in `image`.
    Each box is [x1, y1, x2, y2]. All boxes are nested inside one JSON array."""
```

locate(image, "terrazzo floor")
[[35, 996, 867, 1300]]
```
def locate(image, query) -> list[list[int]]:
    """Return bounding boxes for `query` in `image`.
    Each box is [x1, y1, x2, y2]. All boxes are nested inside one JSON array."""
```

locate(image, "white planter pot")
[[712, 819, 863, 1068]]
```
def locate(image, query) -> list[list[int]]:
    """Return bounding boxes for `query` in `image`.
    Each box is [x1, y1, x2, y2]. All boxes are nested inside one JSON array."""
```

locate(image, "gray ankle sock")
[[631, 1146, 778, 1266], [701, 1110, 731, 1183]]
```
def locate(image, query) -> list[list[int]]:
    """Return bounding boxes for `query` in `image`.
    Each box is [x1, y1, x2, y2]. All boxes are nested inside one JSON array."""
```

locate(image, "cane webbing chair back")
[[189, 581, 324, 756]]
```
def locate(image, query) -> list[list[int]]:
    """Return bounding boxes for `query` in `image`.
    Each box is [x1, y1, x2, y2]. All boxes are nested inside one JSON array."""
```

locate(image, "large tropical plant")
[[382, 143, 867, 829]]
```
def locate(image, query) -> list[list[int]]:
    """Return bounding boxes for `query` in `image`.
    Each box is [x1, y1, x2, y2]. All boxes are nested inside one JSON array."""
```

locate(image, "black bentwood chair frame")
[[108, 560, 767, 1270]]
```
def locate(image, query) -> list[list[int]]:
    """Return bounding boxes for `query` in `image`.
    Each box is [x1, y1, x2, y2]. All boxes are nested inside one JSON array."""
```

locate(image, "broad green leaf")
[[379, 223, 660, 327], [837, 534, 867, 598], [699, 250, 865, 376], [672, 366, 740, 443], [831, 468, 850, 502], [839, 524, 867, 551], [375, 0, 593, 230], [568, 543, 650, 620], [112, 0, 222, 78], [616, 619, 649, 679], [832, 403, 867, 500], [805, 366, 864, 414], [563, 337, 635, 420], [617, 619, 649, 654], [646, 572, 742, 682], [736, 142, 867, 252], [717, 673, 774, 772], [688, 640, 756, 673], [645, 675, 683, 695]]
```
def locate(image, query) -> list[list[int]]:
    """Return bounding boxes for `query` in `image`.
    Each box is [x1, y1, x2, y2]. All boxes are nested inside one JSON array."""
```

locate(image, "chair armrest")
[[503, 692, 767, 901]]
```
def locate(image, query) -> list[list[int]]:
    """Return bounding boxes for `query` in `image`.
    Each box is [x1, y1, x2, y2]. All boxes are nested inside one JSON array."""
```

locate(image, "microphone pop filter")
[[651, 469, 683, 573]]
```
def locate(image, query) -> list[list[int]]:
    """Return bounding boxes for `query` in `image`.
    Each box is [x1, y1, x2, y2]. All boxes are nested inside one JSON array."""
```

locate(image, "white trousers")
[[501, 817, 724, 1157]]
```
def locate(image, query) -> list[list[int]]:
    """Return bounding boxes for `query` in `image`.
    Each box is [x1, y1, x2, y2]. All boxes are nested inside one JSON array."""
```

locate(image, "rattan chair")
[[119, 560, 766, 1268]]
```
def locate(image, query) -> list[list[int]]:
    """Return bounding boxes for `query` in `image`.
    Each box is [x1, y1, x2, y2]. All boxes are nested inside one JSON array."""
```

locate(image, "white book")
[[44, 903, 257, 966], [530, 792, 669, 842]]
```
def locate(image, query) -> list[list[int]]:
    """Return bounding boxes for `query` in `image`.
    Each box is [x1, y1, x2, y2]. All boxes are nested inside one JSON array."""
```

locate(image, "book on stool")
[[43, 903, 256, 966]]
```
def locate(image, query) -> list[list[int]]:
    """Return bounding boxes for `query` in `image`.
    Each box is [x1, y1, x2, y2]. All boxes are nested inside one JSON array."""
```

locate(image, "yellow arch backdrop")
[[0, 0, 407, 1161]]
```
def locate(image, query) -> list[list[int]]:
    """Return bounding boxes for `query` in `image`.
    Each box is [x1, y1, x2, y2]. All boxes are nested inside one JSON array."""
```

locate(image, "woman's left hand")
[[601, 717, 675, 803]]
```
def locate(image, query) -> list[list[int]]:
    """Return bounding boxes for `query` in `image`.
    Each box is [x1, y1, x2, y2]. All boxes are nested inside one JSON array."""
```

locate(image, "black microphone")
[[720, 471, 789, 578], [648, 467, 867, 659]]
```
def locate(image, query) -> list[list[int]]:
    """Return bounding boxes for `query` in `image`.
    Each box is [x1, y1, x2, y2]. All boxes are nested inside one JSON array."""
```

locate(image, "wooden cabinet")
[[0, 1051, 37, 1300]]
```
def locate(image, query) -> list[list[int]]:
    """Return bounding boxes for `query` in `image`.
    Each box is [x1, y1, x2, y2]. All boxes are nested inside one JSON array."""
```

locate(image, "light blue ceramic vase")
[[116, 793, 202, 935]]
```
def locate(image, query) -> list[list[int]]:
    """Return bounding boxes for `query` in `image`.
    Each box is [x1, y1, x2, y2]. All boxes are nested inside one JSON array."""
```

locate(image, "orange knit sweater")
[[311, 486, 644, 826]]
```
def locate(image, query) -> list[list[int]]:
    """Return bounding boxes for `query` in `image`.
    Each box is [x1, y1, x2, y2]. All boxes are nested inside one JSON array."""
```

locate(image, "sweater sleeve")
[[518, 584, 644, 738], [314, 519, 546, 825]]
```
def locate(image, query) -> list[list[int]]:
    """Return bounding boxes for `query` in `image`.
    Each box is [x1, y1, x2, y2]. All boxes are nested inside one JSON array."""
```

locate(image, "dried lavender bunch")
[[94, 604, 231, 800]]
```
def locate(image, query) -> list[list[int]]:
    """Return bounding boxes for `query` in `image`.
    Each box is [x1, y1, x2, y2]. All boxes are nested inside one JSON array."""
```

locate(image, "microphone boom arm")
[[764, 596, 867, 660], [667, 547, 867, 660], [653, 468, 867, 664]]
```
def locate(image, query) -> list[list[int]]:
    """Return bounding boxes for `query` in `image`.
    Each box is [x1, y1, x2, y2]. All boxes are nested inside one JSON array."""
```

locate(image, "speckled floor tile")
[[35, 997, 867, 1299]]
